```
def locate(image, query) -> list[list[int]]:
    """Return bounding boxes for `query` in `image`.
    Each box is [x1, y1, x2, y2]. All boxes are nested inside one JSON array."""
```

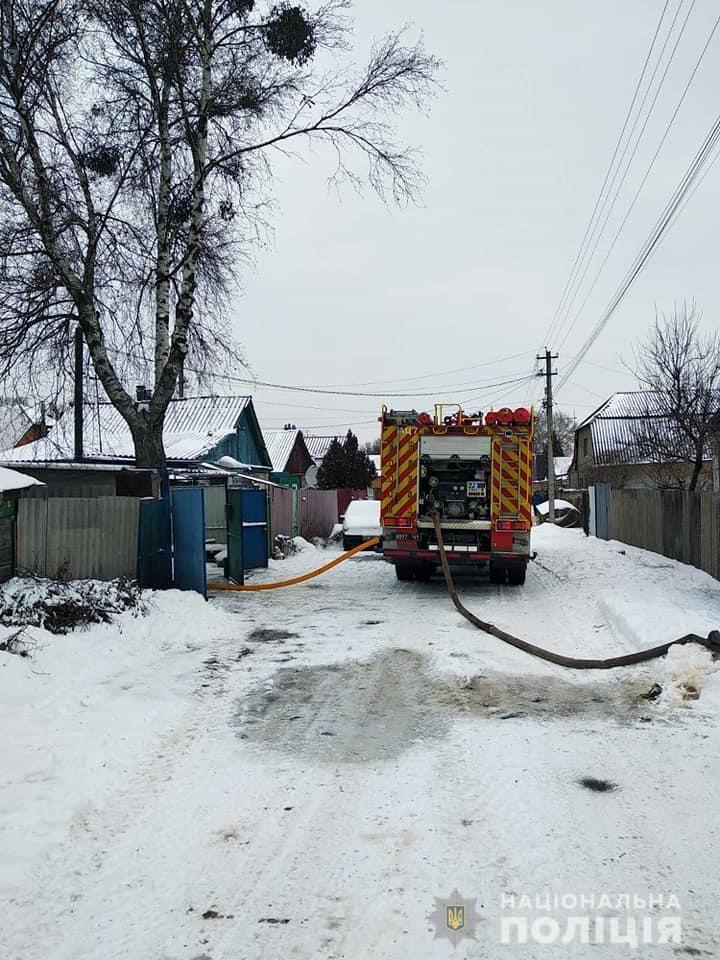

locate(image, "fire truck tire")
[[507, 564, 527, 586], [489, 563, 506, 585], [395, 564, 414, 581]]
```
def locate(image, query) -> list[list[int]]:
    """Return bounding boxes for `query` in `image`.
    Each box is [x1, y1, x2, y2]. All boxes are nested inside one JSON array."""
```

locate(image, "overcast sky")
[[222, 0, 720, 443]]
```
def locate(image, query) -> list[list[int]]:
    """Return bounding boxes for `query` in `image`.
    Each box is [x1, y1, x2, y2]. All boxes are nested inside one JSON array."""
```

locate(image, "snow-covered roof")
[[0, 395, 252, 465], [305, 435, 343, 460], [576, 390, 716, 466], [0, 466, 44, 492], [369, 454, 381, 474], [263, 429, 302, 473]]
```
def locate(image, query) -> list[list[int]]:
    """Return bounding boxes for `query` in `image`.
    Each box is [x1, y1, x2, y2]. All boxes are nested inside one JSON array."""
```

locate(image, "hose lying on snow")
[[431, 513, 720, 669], [209, 537, 380, 592]]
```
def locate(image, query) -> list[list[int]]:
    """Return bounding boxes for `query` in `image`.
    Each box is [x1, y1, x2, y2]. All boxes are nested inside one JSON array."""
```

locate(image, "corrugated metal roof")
[[578, 391, 711, 465], [0, 395, 251, 464], [305, 435, 343, 460], [262, 429, 301, 472]]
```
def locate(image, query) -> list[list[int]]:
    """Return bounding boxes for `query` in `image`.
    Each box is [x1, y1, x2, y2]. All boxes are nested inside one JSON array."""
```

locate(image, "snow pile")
[[291, 536, 316, 552], [659, 643, 720, 706], [0, 577, 145, 635]]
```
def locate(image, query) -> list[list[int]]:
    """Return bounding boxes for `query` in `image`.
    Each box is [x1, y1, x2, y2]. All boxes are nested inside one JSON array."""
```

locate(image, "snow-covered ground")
[[2, 527, 719, 959]]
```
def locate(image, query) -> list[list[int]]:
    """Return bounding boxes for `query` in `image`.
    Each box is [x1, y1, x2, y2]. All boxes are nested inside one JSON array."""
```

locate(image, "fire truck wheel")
[[414, 564, 435, 582], [395, 564, 414, 581], [489, 563, 506, 585], [507, 565, 527, 586]]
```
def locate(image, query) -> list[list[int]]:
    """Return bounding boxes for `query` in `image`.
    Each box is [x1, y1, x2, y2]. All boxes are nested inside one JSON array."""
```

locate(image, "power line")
[[202, 370, 536, 398], [553, 0, 699, 351], [271, 350, 534, 388], [537, 0, 674, 357], [556, 6, 720, 352], [557, 106, 720, 391], [461, 374, 537, 408], [269, 417, 378, 430], [105, 345, 535, 399]]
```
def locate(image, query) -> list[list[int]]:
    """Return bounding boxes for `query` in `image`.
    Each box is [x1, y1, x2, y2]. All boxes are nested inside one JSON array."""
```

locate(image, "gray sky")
[[227, 0, 720, 443]]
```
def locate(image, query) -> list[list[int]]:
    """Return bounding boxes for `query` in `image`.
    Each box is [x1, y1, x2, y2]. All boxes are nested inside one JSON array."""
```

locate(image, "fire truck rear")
[[380, 404, 534, 584]]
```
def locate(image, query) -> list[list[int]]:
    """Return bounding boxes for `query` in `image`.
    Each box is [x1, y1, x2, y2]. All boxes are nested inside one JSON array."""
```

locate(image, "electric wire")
[[557, 106, 720, 391], [556, 7, 720, 353], [531, 0, 674, 374], [553, 0, 700, 351], [189, 370, 536, 399]]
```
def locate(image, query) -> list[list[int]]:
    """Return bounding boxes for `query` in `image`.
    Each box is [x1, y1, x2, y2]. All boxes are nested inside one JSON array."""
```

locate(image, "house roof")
[[0, 401, 34, 450], [262, 429, 303, 473], [576, 390, 713, 466], [0, 395, 260, 466], [305, 435, 343, 460]]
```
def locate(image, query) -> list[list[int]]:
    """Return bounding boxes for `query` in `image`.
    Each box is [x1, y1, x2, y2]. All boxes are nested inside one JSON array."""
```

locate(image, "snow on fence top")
[[0, 466, 44, 493]]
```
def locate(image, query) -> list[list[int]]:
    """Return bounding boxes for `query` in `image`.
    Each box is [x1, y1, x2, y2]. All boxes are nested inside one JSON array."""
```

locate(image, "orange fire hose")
[[208, 537, 380, 592]]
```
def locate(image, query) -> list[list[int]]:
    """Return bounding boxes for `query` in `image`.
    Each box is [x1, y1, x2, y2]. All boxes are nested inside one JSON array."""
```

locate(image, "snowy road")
[[2, 526, 720, 959]]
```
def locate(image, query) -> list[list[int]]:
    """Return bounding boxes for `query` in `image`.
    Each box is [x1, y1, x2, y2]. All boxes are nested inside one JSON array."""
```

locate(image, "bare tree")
[[0, 0, 440, 466], [633, 302, 720, 491], [534, 408, 576, 458]]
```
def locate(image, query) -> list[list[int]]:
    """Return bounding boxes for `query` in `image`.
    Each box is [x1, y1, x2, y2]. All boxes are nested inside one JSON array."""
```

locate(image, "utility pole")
[[74, 325, 84, 461], [536, 348, 558, 523]]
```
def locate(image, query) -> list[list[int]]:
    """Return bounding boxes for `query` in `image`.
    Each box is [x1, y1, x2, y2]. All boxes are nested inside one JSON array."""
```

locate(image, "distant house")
[[0, 395, 272, 496], [305, 434, 344, 465], [303, 435, 344, 488], [262, 428, 314, 480], [569, 391, 714, 489], [0, 466, 44, 581], [0, 399, 48, 450]]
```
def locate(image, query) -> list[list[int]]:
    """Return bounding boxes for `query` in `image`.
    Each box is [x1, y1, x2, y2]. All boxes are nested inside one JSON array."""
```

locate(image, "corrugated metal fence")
[[201, 485, 227, 544], [16, 497, 140, 580], [270, 486, 293, 538], [298, 489, 338, 539], [269, 486, 340, 540], [595, 487, 720, 580]]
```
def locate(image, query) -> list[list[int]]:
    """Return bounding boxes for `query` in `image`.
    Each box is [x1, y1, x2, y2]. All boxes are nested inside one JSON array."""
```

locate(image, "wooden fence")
[[603, 488, 720, 580]]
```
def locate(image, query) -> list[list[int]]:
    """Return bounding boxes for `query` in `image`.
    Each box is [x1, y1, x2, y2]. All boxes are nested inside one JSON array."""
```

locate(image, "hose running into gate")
[[431, 513, 719, 669], [208, 537, 380, 592]]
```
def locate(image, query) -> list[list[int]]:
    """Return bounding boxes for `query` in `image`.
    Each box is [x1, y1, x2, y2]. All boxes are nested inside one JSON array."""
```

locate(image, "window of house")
[[583, 437, 588, 458]]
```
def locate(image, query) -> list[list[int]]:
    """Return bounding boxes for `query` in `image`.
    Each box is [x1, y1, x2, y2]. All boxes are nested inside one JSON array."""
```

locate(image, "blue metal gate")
[[226, 487, 269, 584], [171, 487, 207, 596], [137, 498, 172, 589]]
